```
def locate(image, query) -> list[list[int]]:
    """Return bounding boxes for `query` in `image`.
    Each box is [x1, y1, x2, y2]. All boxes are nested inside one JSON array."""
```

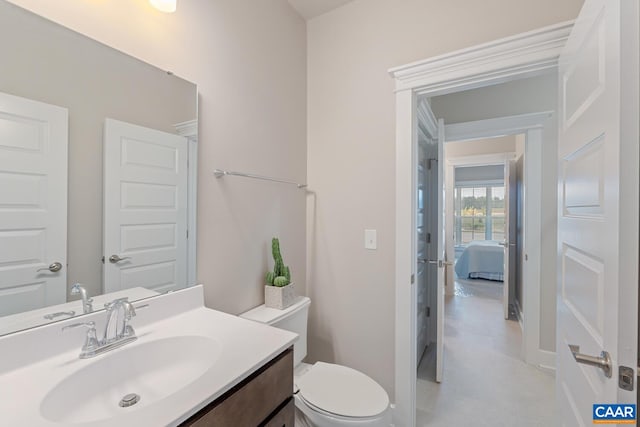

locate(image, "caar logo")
[[593, 404, 636, 424]]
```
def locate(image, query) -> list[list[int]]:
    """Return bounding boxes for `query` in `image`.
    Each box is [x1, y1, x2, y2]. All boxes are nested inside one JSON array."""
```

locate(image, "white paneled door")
[[0, 92, 68, 316], [435, 118, 445, 383], [103, 119, 188, 294], [557, 0, 639, 425]]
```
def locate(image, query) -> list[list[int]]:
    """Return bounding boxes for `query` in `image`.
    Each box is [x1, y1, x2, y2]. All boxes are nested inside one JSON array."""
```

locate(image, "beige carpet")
[[416, 279, 556, 426]]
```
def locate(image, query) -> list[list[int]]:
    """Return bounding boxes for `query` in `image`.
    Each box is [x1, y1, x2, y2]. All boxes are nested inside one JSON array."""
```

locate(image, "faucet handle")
[[62, 321, 96, 332], [62, 321, 100, 354]]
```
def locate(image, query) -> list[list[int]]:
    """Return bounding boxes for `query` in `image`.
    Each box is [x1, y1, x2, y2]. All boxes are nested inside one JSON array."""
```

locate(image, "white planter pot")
[[264, 283, 295, 310]]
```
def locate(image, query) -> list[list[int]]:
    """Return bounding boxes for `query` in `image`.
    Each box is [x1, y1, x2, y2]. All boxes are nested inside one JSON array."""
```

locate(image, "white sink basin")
[[40, 335, 220, 424]]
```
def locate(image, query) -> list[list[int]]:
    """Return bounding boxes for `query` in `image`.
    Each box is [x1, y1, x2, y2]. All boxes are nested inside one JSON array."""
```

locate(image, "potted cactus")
[[264, 237, 295, 309]]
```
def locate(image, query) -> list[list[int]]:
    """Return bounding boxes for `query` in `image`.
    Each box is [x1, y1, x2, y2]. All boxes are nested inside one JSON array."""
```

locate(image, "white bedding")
[[454, 240, 504, 281]]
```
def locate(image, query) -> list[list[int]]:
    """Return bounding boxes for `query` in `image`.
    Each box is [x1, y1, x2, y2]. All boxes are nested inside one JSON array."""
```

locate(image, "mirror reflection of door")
[[0, 92, 68, 316], [103, 119, 189, 294]]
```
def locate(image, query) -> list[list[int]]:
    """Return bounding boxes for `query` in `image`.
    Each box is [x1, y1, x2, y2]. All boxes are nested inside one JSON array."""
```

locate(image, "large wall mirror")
[[0, 1, 198, 335]]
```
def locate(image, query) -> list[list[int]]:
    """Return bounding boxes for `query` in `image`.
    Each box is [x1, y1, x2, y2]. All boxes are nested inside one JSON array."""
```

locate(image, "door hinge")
[[619, 366, 634, 391], [426, 233, 431, 244], [426, 307, 431, 317], [411, 274, 415, 284], [186, 230, 189, 239]]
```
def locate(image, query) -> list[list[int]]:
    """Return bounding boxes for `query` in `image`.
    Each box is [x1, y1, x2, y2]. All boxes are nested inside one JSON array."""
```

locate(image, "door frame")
[[389, 20, 573, 426], [444, 113, 551, 366]]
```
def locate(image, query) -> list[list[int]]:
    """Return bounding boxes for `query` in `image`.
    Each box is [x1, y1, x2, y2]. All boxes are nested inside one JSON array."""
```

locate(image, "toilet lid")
[[296, 362, 389, 418]]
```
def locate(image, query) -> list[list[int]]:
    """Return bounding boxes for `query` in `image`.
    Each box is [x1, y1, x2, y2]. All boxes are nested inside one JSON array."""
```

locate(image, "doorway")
[[393, 51, 561, 423], [413, 102, 553, 426], [446, 136, 523, 323], [389, 21, 570, 426]]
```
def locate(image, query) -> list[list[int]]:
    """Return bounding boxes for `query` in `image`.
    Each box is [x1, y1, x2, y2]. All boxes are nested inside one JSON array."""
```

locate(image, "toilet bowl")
[[240, 297, 390, 427]]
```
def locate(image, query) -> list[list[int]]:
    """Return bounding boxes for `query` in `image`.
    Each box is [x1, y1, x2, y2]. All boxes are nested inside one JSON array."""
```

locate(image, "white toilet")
[[241, 297, 391, 427]]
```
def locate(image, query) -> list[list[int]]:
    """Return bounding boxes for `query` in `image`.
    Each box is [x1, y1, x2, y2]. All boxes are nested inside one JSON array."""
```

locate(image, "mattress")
[[454, 240, 504, 281]]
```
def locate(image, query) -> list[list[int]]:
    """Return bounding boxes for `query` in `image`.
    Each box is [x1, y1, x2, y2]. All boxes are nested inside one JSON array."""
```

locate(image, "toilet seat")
[[296, 393, 385, 422], [295, 362, 389, 419]]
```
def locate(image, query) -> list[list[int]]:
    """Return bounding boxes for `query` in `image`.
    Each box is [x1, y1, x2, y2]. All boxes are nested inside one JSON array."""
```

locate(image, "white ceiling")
[[287, 0, 354, 20]]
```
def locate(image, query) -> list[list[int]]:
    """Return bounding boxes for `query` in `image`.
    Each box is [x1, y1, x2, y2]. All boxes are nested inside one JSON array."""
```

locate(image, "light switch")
[[365, 229, 377, 250]]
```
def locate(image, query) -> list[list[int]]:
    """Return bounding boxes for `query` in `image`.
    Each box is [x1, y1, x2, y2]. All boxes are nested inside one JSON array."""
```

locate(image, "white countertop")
[[0, 286, 298, 426]]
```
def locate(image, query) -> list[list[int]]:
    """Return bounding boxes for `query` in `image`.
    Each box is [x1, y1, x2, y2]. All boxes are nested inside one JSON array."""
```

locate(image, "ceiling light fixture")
[[149, 0, 176, 13]]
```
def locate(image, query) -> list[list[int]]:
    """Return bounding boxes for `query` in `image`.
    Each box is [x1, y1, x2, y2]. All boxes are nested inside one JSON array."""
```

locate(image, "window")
[[454, 185, 505, 246]]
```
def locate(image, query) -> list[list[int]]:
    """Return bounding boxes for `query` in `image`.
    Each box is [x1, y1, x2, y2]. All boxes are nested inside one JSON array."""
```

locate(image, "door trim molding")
[[445, 112, 552, 141], [390, 21, 572, 427], [175, 120, 198, 288], [389, 20, 573, 96]]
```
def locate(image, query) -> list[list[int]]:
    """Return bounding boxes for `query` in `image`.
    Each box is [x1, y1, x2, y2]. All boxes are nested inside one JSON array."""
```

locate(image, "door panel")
[[103, 119, 188, 294], [416, 144, 429, 362], [557, 0, 639, 424], [435, 118, 445, 383], [0, 92, 68, 316], [503, 160, 517, 319]]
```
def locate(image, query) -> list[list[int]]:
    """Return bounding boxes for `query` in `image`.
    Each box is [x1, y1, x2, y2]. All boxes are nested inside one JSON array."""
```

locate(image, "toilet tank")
[[240, 296, 310, 367]]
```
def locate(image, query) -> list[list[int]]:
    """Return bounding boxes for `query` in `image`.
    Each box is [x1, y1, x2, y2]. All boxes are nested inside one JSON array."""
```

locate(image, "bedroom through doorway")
[[445, 135, 525, 325]]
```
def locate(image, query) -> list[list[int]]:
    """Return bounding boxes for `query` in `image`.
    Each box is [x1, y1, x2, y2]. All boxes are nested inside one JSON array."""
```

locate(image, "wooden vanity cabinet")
[[181, 347, 294, 427]]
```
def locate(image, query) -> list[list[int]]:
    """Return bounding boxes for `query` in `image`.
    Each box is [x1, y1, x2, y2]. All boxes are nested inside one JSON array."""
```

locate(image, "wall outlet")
[[365, 229, 377, 250]]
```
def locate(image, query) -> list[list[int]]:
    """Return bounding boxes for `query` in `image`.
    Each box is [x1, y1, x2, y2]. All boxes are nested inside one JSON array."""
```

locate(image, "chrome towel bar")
[[213, 169, 307, 189]]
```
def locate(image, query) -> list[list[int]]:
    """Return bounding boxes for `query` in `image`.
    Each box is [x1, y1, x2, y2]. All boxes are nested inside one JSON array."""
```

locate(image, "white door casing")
[[556, 0, 639, 425], [103, 119, 189, 294], [0, 92, 68, 316]]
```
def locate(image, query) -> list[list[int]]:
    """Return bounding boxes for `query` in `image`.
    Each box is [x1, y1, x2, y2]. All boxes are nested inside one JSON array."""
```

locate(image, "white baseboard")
[[514, 299, 524, 331]]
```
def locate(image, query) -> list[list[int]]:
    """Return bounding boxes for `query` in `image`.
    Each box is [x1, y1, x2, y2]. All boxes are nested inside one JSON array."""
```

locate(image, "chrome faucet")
[[64, 297, 142, 359], [103, 298, 137, 343], [70, 283, 93, 314]]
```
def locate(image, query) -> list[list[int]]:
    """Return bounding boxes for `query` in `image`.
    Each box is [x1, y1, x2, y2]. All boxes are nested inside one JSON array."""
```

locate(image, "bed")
[[454, 240, 504, 281]]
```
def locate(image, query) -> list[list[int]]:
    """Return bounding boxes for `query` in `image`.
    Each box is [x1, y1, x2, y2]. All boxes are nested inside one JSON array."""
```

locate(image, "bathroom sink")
[[40, 335, 221, 424], [0, 286, 297, 427]]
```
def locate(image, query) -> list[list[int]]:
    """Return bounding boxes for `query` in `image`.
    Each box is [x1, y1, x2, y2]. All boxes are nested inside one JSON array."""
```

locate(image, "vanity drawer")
[[262, 398, 294, 427], [182, 347, 293, 427]]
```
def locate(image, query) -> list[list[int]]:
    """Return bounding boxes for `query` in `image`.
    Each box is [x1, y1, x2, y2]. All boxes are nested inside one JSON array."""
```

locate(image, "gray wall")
[[306, 0, 580, 398], [0, 1, 197, 299], [432, 73, 558, 353]]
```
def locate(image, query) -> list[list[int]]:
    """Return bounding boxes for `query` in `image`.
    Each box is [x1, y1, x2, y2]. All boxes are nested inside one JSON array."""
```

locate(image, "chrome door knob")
[[108, 255, 131, 264], [37, 262, 63, 273]]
